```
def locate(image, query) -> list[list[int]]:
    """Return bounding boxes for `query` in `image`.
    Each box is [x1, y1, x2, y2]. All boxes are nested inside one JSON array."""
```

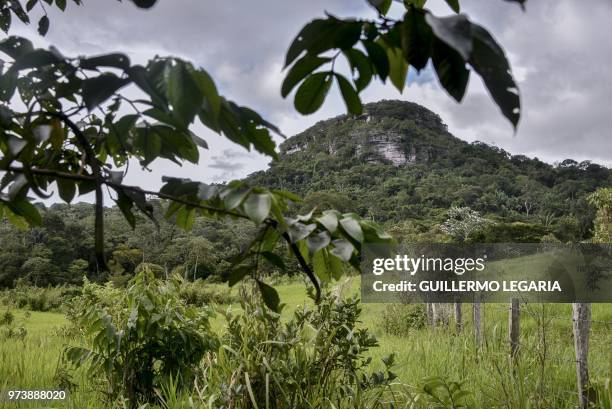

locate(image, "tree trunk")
[[473, 301, 482, 349], [508, 299, 520, 360], [454, 301, 462, 333], [572, 302, 592, 409]]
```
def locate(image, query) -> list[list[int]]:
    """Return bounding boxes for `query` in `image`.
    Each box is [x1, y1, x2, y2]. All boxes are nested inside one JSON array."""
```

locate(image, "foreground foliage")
[[65, 270, 218, 405]]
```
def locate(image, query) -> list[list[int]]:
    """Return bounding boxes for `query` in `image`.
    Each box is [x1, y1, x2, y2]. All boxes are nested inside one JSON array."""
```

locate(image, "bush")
[[64, 269, 218, 407], [201, 290, 398, 408], [178, 280, 239, 306], [380, 303, 427, 336], [0, 285, 82, 312]]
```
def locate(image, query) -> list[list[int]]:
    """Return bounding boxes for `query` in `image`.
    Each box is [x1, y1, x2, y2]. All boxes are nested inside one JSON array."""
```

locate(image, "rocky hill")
[[248, 100, 611, 240]]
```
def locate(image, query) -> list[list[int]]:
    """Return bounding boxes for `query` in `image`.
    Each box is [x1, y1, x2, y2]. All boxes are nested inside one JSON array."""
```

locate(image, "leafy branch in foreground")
[[1, 0, 525, 308], [282, 0, 523, 128], [0, 35, 392, 308]]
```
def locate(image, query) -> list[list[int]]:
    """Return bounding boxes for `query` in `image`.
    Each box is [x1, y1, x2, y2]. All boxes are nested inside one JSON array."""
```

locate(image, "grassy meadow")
[[0, 278, 611, 408]]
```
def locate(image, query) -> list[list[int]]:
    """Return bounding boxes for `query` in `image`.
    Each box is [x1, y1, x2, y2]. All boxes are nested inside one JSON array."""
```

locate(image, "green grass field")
[[0, 279, 610, 408]]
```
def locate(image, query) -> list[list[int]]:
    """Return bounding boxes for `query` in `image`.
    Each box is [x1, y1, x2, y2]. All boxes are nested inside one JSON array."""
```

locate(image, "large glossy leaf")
[[401, 8, 432, 71], [256, 279, 280, 312], [189, 68, 221, 119], [282, 55, 330, 98], [432, 38, 470, 102], [285, 18, 362, 67], [243, 193, 271, 224], [6, 198, 41, 226], [469, 24, 520, 129], [367, 0, 392, 15], [363, 41, 389, 81], [80, 53, 131, 71], [82, 73, 129, 111], [444, 0, 460, 13], [12, 49, 61, 70], [294, 72, 332, 115], [425, 14, 472, 60], [132, 0, 157, 8], [335, 73, 362, 115], [343, 48, 372, 91], [166, 61, 203, 125], [384, 45, 407, 93], [37, 15, 49, 35]]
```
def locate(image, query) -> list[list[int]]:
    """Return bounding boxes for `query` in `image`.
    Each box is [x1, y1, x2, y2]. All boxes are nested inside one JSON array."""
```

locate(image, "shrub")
[[64, 269, 218, 407], [201, 290, 398, 408], [380, 303, 427, 336], [1, 309, 14, 325], [0, 285, 82, 312], [178, 280, 239, 306]]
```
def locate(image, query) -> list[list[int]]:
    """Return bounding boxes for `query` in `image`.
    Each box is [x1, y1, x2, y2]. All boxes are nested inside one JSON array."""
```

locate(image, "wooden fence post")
[[454, 301, 462, 333], [426, 302, 434, 327], [508, 299, 520, 360], [473, 301, 482, 349], [572, 302, 592, 409]]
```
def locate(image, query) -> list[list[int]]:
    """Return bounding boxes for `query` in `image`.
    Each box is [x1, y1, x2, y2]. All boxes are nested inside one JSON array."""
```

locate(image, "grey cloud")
[[10, 0, 611, 197]]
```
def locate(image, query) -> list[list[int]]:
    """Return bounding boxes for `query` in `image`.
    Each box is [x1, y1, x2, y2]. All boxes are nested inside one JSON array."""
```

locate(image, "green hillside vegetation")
[[1, 100, 609, 288]]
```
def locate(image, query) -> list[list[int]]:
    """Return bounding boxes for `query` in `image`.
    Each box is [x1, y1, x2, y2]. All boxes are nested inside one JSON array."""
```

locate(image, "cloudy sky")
[[8, 0, 612, 195]]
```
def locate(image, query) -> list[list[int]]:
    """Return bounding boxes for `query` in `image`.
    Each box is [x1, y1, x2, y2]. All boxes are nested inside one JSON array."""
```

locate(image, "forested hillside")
[[250, 100, 610, 234], [1, 100, 609, 287]]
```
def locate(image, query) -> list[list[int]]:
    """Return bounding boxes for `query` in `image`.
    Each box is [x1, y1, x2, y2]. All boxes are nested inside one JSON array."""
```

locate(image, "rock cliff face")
[[280, 100, 449, 167]]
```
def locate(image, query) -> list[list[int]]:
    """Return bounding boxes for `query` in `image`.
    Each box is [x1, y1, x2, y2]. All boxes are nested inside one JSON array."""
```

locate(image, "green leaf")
[[444, 0, 460, 13], [401, 8, 432, 71], [469, 24, 520, 129], [363, 41, 389, 82], [339, 217, 364, 243], [0, 69, 19, 101], [228, 265, 250, 286], [367, 0, 392, 15], [344, 48, 372, 91], [306, 231, 331, 253], [330, 239, 354, 262], [425, 13, 520, 128], [0, 36, 34, 59], [294, 72, 332, 115], [0, 8, 11, 33], [335, 73, 362, 115], [287, 222, 317, 243], [56, 0, 66, 11], [260, 251, 286, 270], [432, 38, 469, 102], [256, 279, 280, 312], [166, 61, 203, 125], [82, 73, 129, 111], [37, 16, 49, 35], [132, 0, 157, 8], [176, 207, 196, 230], [115, 190, 135, 228], [222, 185, 250, 210], [12, 49, 61, 70], [313, 250, 330, 282], [26, 0, 38, 11], [425, 13, 472, 60], [285, 18, 343, 67], [190, 68, 221, 120], [7, 199, 42, 226], [243, 193, 272, 224], [57, 179, 76, 203], [316, 210, 339, 233], [384, 44, 408, 93], [282, 55, 330, 98], [80, 53, 131, 71]]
